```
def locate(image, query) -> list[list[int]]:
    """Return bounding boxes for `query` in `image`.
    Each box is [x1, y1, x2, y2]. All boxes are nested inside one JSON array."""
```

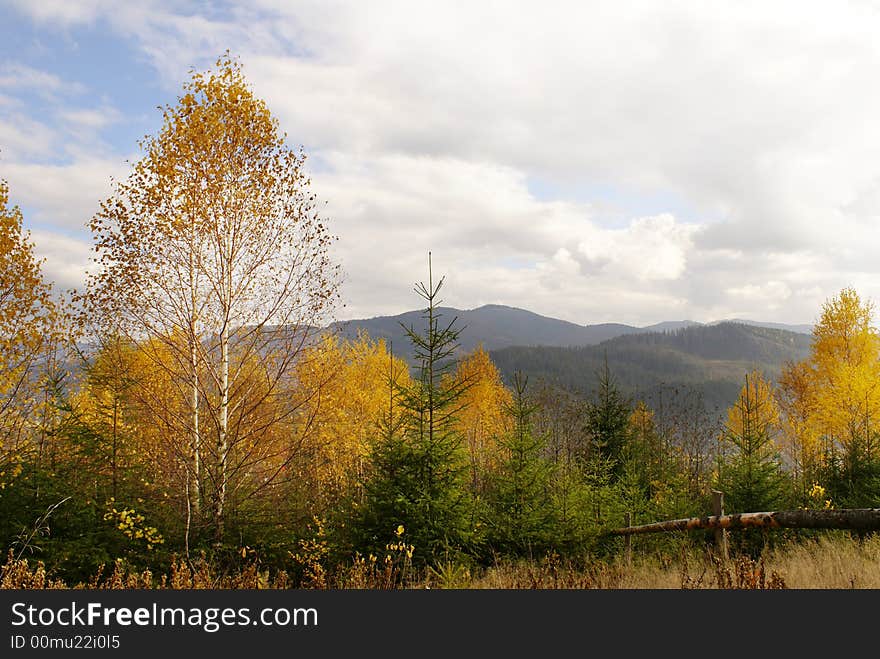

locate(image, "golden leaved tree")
[[777, 360, 822, 500], [450, 345, 512, 490], [810, 288, 880, 456], [71, 336, 198, 513], [0, 179, 57, 485], [725, 370, 781, 444], [779, 288, 880, 489], [83, 54, 340, 542], [68, 335, 139, 501], [291, 333, 412, 511]]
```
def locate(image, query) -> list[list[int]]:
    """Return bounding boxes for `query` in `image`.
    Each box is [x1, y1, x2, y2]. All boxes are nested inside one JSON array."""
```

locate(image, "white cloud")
[[577, 214, 697, 282], [28, 229, 92, 293], [8, 0, 116, 26], [312, 152, 702, 323], [60, 106, 121, 131], [3, 156, 125, 230], [0, 113, 56, 159], [5, 1, 880, 325], [0, 63, 85, 96], [726, 281, 793, 307]]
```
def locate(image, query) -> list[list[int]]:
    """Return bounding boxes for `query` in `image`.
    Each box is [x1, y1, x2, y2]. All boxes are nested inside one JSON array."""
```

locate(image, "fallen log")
[[610, 508, 880, 536]]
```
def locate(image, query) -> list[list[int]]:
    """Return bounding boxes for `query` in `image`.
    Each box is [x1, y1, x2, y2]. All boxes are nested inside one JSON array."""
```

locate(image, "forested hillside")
[[333, 304, 810, 356], [490, 322, 812, 411]]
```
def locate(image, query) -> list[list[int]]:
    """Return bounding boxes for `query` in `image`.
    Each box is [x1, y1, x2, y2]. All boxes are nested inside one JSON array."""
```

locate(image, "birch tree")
[[85, 54, 340, 542], [0, 178, 56, 481], [778, 288, 880, 505], [451, 345, 512, 491]]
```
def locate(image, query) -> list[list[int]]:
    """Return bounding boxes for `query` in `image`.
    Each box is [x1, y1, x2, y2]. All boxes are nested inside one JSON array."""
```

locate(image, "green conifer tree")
[[584, 357, 632, 479], [357, 255, 473, 564], [485, 373, 556, 555], [715, 372, 789, 514]]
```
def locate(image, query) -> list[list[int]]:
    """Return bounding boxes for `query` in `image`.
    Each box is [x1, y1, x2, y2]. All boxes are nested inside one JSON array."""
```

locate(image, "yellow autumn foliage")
[[726, 370, 781, 444], [293, 333, 412, 502], [450, 345, 512, 480], [780, 288, 880, 466], [0, 179, 57, 482]]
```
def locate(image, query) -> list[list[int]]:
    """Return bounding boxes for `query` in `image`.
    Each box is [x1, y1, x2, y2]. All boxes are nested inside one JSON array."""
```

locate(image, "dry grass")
[[473, 535, 880, 589], [470, 553, 787, 589], [0, 552, 292, 590], [4, 535, 880, 589], [761, 534, 880, 588]]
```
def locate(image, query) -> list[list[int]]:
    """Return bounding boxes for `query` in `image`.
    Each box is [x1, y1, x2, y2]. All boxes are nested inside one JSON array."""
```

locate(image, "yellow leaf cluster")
[[450, 345, 512, 474], [725, 370, 780, 443], [780, 288, 880, 463], [0, 179, 57, 465], [629, 400, 655, 436], [293, 333, 412, 499], [103, 500, 165, 550]]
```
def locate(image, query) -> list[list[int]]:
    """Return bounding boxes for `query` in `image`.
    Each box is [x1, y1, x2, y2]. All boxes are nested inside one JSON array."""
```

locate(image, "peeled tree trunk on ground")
[[83, 53, 340, 544], [611, 508, 880, 535]]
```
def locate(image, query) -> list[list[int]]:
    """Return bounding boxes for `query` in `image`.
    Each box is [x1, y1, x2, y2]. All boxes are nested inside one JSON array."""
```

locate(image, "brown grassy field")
[[468, 536, 880, 589], [3, 535, 880, 589]]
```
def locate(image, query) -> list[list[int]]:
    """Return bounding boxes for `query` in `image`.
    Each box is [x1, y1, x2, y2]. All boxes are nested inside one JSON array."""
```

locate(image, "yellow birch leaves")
[[451, 345, 512, 474], [293, 334, 412, 499], [0, 179, 56, 475], [779, 288, 880, 484]]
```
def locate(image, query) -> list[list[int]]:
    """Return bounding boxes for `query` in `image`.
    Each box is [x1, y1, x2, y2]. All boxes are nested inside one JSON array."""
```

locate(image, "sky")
[[2, 0, 879, 327]]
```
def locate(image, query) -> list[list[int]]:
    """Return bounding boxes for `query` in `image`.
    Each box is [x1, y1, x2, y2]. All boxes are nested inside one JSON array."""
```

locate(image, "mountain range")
[[489, 322, 812, 411], [332, 304, 814, 411], [331, 304, 811, 354]]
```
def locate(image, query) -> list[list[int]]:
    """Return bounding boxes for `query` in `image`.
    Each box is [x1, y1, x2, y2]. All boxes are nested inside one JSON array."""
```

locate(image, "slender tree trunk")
[[189, 337, 201, 519], [216, 321, 229, 542], [111, 398, 118, 501], [189, 241, 202, 520], [215, 220, 232, 543]]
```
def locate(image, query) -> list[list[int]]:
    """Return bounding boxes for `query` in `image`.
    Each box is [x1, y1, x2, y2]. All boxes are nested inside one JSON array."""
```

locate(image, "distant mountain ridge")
[[712, 318, 814, 335], [489, 322, 813, 411], [331, 304, 812, 356]]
